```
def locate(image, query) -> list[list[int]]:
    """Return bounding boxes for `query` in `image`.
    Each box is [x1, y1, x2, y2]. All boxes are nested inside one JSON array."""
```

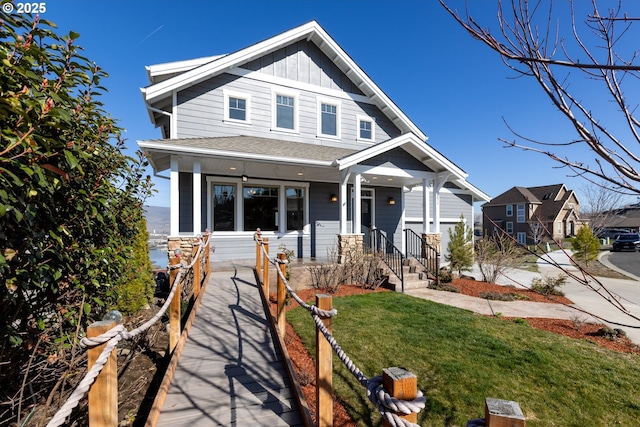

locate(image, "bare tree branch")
[[440, 0, 640, 193]]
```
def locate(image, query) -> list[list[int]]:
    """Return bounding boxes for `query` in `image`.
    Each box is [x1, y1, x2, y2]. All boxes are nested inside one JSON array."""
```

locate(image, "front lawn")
[[287, 292, 640, 426]]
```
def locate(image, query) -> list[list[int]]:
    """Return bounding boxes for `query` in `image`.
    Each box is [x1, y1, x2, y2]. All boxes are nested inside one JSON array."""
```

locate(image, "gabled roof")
[[141, 20, 426, 140], [483, 183, 579, 220]]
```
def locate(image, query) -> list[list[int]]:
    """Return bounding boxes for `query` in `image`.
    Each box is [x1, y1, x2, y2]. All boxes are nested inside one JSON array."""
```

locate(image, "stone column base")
[[337, 234, 363, 264], [422, 233, 442, 255]]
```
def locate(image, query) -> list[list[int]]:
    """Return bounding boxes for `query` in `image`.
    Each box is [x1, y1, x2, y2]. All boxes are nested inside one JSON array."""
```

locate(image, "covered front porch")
[[139, 133, 489, 262]]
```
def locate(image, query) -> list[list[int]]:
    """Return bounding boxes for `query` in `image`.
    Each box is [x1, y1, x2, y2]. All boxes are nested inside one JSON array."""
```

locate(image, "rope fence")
[[45, 233, 212, 427], [253, 229, 426, 427]]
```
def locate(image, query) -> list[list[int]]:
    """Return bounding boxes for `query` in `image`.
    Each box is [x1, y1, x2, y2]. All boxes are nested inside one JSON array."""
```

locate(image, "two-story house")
[[138, 21, 490, 262], [482, 184, 582, 245]]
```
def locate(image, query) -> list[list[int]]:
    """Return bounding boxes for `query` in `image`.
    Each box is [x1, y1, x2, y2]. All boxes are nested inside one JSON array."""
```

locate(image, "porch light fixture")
[[330, 194, 338, 203], [388, 197, 396, 205], [242, 174, 248, 182]]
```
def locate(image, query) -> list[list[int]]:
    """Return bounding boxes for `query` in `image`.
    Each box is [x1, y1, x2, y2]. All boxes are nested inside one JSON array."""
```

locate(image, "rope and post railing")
[[45, 233, 212, 427], [253, 230, 426, 427]]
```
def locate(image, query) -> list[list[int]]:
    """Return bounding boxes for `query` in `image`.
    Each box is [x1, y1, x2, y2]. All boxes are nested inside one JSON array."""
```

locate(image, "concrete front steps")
[[383, 257, 434, 292]]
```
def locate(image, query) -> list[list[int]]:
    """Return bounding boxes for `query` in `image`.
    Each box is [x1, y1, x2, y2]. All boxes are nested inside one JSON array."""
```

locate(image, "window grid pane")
[[276, 95, 294, 129], [321, 103, 337, 136], [229, 97, 246, 121], [359, 120, 372, 139]]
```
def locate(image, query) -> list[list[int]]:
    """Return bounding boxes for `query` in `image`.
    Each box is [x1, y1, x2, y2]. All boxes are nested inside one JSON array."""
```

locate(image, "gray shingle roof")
[[140, 135, 358, 163]]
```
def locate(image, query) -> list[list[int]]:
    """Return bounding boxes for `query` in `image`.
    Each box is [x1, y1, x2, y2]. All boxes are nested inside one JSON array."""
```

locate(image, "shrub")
[[531, 275, 566, 296], [572, 225, 600, 266], [474, 232, 519, 283], [446, 215, 474, 275], [439, 267, 453, 283]]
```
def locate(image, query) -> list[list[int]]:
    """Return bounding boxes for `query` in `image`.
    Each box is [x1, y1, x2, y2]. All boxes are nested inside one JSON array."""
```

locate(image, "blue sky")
[[29, 0, 640, 207]]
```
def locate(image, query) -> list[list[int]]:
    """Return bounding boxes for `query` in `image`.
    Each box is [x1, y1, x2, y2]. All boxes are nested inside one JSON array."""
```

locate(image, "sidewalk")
[[407, 250, 640, 345]]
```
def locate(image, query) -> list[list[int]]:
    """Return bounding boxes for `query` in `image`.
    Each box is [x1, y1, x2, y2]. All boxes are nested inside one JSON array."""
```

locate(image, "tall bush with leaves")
[[572, 225, 600, 266], [446, 215, 474, 275], [0, 12, 153, 421]]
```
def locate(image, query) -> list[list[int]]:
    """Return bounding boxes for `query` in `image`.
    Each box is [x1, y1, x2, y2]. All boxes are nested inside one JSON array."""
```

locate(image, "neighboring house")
[[592, 204, 640, 234], [482, 184, 582, 245], [138, 21, 490, 262]]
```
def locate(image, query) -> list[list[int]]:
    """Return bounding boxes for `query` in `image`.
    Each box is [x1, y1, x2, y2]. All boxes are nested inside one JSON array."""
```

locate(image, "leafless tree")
[[579, 180, 629, 234], [440, 0, 640, 194]]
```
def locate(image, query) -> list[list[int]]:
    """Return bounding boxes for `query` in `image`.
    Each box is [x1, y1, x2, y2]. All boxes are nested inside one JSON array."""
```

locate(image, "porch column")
[[354, 173, 362, 234], [170, 156, 179, 236], [193, 160, 201, 235], [339, 170, 350, 234], [422, 178, 430, 234], [433, 179, 441, 234]]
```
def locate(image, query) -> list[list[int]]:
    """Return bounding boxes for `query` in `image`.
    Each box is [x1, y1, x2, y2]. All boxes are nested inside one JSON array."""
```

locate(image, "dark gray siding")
[[179, 172, 193, 233], [374, 187, 403, 249], [309, 182, 340, 258], [361, 147, 432, 171]]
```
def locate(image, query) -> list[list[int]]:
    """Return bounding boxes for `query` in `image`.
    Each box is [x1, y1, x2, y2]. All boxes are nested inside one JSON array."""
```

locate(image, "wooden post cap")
[[485, 398, 525, 427]]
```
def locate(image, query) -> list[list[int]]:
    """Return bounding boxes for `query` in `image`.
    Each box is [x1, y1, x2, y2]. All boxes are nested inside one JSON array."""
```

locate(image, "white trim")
[[193, 161, 201, 234], [170, 91, 177, 139], [271, 88, 299, 134], [229, 67, 374, 105], [356, 114, 375, 142], [223, 89, 252, 125], [170, 156, 179, 235], [316, 97, 341, 140]]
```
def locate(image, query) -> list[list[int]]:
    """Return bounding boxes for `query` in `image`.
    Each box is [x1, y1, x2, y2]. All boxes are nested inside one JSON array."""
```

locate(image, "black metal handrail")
[[404, 229, 440, 286], [370, 228, 405, 291]]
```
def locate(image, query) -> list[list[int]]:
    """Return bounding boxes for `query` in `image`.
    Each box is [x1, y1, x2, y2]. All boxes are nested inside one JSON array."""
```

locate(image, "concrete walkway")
[[407, 250, 640, 345]]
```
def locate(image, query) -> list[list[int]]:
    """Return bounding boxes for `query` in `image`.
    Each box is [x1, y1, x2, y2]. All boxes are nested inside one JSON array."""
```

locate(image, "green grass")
[[287, 292, 640, 426]]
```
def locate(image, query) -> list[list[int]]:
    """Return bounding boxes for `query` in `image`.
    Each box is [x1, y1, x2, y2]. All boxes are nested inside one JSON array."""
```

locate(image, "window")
[[356, 115, 375, 142], [286, 187, 305, 231], [275, 94, 295, 130], [321, 103, 337, 135], [223, 90, 251, 124], [229, 97, 246, 120], [506, 222, 513, 234], [243, 186, 279, 231], [212, 184, 236, 231], [506, 204, 513, 217], [557, 222, 563, 235], [516, 204, 525, 223], [517, 232, 527, 245]]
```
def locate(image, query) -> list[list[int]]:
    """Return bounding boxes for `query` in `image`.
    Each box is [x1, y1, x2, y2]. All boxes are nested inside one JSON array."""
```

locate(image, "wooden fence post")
[[316, 294, 333, 427], [255, 229, 262, 277], [169, 256, 181, 352], [204, 232, 211, 275], [88, 320, 118, 427], [277, 252, 287, 338], [262, 238, 270, 296], [192, 242, 201, 297], [382, 367, 418, 426]]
